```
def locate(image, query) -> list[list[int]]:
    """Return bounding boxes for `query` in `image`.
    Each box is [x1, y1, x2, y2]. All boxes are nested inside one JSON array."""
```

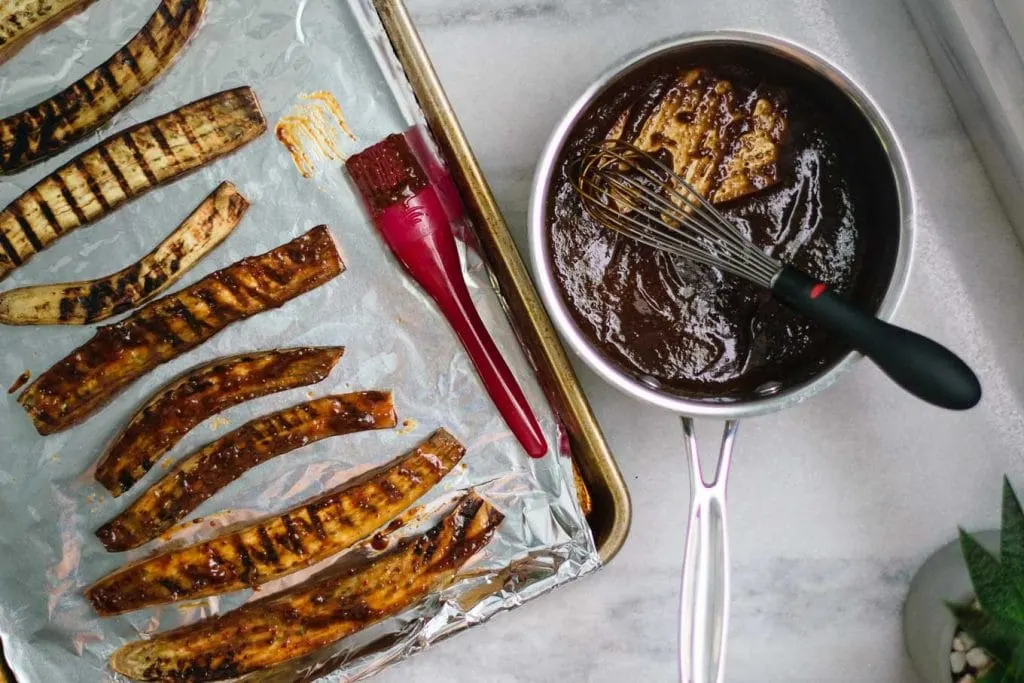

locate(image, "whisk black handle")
[[772, 268, 981, 410]]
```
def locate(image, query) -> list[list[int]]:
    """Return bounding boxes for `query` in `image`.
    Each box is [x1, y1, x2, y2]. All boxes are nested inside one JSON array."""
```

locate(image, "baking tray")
[[372, 0, 631, 562], [0, 0, 630, 678]]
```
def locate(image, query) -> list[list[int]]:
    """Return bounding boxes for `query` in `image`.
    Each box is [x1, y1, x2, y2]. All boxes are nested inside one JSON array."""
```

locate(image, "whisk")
[[574, 140, 981, 410]]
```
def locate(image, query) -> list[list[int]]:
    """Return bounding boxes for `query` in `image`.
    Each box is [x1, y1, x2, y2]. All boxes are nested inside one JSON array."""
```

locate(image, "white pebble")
[[965, 648, 991, 668], [950, 651, 966, 674], [959, 632, 976, 651], [961, 676, 976, 683], [953, 636, 966, 652]]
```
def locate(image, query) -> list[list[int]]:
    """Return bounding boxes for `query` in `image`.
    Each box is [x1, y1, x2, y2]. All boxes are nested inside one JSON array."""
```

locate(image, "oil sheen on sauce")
[[548, 64, 870, 400]]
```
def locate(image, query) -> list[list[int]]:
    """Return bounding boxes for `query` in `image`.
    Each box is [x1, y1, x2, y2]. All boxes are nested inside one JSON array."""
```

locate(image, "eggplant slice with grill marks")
[[0, 86, 266, 281], [87, 429, 467, 614], [107, 492, 502, 681], [96, 391, 399, 552], [0, 0, 94, 64], [0, 0, 207, 175], [0, 181, 248, 326], [18, 225, 344, 435], [96, 347, 346, 497]]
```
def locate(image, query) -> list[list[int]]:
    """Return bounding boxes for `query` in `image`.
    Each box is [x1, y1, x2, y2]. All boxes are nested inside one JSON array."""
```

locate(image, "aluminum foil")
[[0, 1, 600, 680]]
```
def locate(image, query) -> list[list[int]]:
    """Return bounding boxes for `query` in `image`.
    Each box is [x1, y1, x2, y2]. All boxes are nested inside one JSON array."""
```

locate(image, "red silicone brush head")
[[346, 133, 429, 216], [346, 131, 549, 459]]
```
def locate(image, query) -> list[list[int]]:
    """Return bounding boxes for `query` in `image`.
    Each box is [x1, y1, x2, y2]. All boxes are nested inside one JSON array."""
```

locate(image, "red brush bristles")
[[346, 133, 429, 215]]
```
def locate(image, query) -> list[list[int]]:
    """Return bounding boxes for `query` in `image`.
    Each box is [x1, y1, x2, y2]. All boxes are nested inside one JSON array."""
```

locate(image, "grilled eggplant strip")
[[0, 86, 266, 281], [0, 0, 206, 175], [0, 181, 247, 326], [96, 347, 345, 497], [108, 492, 502, 681], [87, 429, 467, 615], [18, 225, 343, 435], [97, 391, 399, 551], [0, 0, 92, 63]]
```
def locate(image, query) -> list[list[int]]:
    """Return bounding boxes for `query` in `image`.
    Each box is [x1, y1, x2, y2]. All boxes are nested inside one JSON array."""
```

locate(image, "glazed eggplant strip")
[[18, 225, 343, 435], [96, 347, 345, 497], [0, 0, 206, 175], [0, 181, 247, 326], [0, 0, 92, 63], [108, 492, 502, 681], [0, 86, 266, 281], [87, 429, 467, 614], [96, 391, 399, 551]]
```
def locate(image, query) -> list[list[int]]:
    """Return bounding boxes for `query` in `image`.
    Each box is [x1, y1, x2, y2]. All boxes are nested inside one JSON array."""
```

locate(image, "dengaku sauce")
[[548, 55, 898, 400]]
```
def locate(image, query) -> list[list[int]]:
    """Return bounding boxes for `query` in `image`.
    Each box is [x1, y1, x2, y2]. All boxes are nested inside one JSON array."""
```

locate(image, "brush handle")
[[377, 189, 548, 458], [772, 267, 981, 410]]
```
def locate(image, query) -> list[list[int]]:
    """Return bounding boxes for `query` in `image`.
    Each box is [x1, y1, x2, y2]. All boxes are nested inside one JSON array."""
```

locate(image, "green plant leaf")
[[1007, 643, 1024, 683], [1011, 640, 1024, 683], [983, 662, 1007, 683], [961, 528, 1024, 623], [1003, 477, 1024, 585], [950, 601, 1024, 660]]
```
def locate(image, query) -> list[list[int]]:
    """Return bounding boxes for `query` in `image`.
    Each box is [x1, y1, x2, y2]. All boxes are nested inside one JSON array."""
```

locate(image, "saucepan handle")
[[679, 418, 737, 683]]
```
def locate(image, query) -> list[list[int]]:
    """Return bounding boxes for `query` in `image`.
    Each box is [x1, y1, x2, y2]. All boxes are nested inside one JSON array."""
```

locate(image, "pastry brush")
[[347, 131, 548, 457]]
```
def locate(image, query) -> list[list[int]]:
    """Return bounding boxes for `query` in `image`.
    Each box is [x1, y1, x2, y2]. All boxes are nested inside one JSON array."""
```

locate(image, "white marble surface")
[[904, 0, 1024, 267], [374, 1, 1024, 681]]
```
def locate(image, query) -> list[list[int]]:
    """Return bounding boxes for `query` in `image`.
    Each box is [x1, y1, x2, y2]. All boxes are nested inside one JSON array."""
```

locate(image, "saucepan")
[[527, 31, 914, 682]]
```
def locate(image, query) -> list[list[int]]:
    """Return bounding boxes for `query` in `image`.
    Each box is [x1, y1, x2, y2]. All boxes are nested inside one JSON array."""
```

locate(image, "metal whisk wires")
[[573, 140, 782, 289]]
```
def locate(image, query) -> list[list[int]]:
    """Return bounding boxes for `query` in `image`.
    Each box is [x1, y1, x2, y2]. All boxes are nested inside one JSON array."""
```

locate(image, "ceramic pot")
[[904, 530, 998, 682]]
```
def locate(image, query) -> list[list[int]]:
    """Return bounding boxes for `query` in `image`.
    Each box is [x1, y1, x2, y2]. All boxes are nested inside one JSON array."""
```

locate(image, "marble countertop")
[[904, 0, 1024, 267], [376, 0, 1024, 681]]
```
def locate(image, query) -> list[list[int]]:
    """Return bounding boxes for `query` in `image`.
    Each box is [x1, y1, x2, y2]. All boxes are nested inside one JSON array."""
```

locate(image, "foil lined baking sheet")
[[0, 1, 599, 680]]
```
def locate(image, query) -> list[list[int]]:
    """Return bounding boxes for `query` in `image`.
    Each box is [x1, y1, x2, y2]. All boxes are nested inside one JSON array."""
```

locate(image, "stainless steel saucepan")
[[528, 31, 914, 683]]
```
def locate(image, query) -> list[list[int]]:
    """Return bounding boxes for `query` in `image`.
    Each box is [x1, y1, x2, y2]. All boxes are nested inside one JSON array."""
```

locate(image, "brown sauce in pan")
[[548, 53, 899, 400]]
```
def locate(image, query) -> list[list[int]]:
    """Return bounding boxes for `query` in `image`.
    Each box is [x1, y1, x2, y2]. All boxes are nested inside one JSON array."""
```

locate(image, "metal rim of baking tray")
[[528, 29, 916, 419], [373, 0, 632, 564]]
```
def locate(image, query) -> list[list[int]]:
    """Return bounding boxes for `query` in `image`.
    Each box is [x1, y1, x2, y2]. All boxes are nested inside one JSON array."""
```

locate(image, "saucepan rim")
[[527, 29, 915, 418]]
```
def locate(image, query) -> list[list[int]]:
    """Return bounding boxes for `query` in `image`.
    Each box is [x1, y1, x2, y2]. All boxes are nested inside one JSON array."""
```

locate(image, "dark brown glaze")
[[87, 429, 467, 615], [0, 0, 206, 175], [95, 347, 345, 497], [108, 493, 501, 681], [18, 226, 344, 435], [6, 370, 30, 395], [346, 133, 428, 215], [369, 517, 406, 550], [97, 391, 399, 551], [549, 52, 899, 400], [0, 86, 266, 281]]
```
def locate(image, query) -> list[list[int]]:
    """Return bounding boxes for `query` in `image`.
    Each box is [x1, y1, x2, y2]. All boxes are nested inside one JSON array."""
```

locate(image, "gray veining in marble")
[[372, 0, 1024, 681]]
